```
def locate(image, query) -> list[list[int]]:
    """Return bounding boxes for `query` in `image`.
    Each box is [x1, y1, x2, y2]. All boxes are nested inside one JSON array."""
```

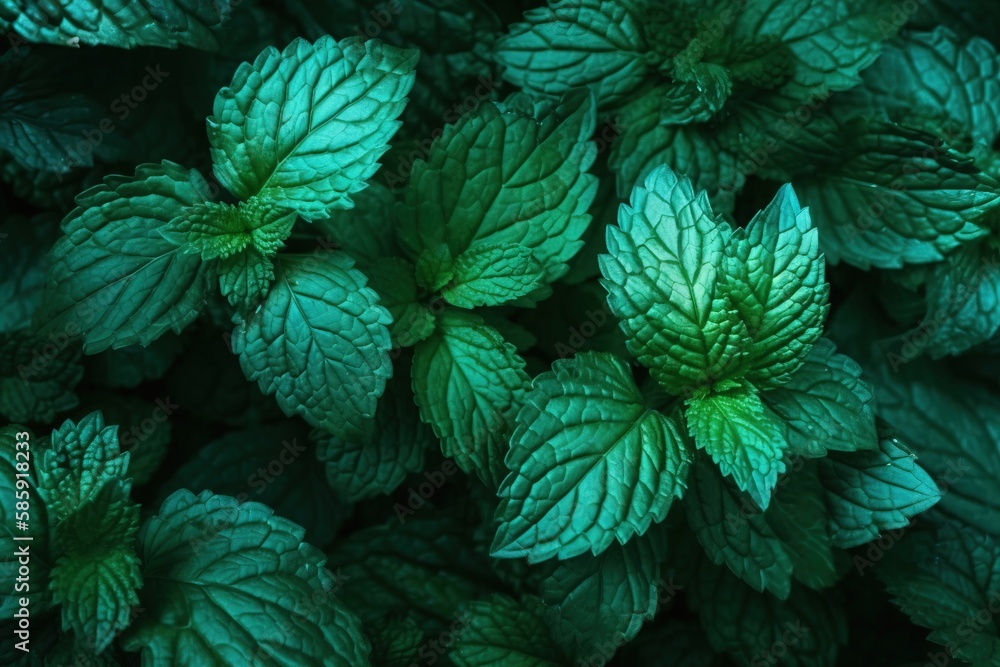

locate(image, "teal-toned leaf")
[[161, 421, 346, 547], [0, 329, 83, 424], [36, 161, 211, 353], [495, 0, 650, 109], [396, 91, 598, 285], [0, 0, 228, 49], [121, 490, 371, 666], [161, 196, 297, 261], [541, 529, 666, 662], [217, 246, 275, 314], [315, 375, 431, 503], [684, 455, 794, 599], [685, 381, 788, 510], [366, 257, 435, 348], [494, 352, 691, 562], [450, 595, 565, 667], [232, 252, 393, 441], [601, 165, 748, 396], [761, 338, 877, 457], [819, 423, 942, 549], [50, 483, 141, 653], [412, 309, 529, 488], [208, 36, 417, 220], [37, 412, 129, 520], [879, 521, 1000, 665], [720, 184, 829, 385], [443, 242, 545, 309]]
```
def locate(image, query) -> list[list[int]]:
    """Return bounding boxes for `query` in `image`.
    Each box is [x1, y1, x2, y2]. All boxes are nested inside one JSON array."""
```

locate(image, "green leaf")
[[796, 121, 999, 270], [493, 352, 691, 562], [730, 0, 894, 101], [450, 594, 565, 667], [0, 216, 54, 334], [819, 423, 942, 549], [879, 522, 1000, 664], [232, 252, 393, 441], [161, 421, 346, 547], [0, 0, 228, 49], [601, 165, 748, 396], [50, 483, 141, 653], [761, 338, 877, 457], [38, 412, 129, 520], [610, 86, 745, 214], [161, 196, 296, 261], [684, 455, 794, 599], [689, 560, 848, 667], [720, 184, 829, 385], [866, 360, 1000, 539], [366, 257, 436, 348], [208, 36, 418, 220], [217, 246, 276, 314], [315, 375, 431, 503], [412, 309, 529, 488], [765, 462, 838, 591], [442, 243, 545, 309], [369, 615, 424, 667], [121, 490, 371, 666], [685, 381, 788, 510], [396, 91, 598, 285], [36, 161, 211, 353], [846, 27, 1000, 148], [541, 529, 666, 662], [328, 512, 502, 632], [82, 334, 183, 390], [495, 0, 650, 109], [311, 181, 400, 268], [0, 329, 83, 424]]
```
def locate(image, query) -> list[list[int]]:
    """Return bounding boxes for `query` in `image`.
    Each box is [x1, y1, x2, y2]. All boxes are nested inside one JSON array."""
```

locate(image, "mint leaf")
[[208, 36, 417, 220], [218, 246, 275, 314], [450, 595, 565, 667], [761, 338, 877, 457], [122, 490, 371, 666], [601, 165, 748, 395], [819, 423, 942, 549], [690, 561, 848, 667], [161, 196, 296, 261], [0, 0, 228, 49], [161, 421, 345, 547], [720, 184, 829, 385], [38, 412, 129, 520], [232, 252, 393, 441], [541, 529, 667, 662], [311, 181, 400, 268], [684, 455, 794, 599], [396, 91, 598, 285], [49, 483, 141, 653], [366, 257, 436, 348], [495, 0, 650, 109], [685, 381, 788, 510], [412, 309, 529, 488], [315, 375, 431, 503], [442, 242, 545, 309], [879, 522, 1000, 664], [0, 329, 83, 424], [493, 352, 691, 562], [36, 162, 211, 353]]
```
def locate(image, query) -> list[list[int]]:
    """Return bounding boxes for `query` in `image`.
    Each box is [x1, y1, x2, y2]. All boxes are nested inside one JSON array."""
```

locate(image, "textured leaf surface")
[[494, 352, 691, 562], [601, 165, 747, 395], [122, 490, 371, 666], [450, 595, 565, 667], [397, 91, 597, 284], [209, 36, 417, 219], [686, 382, 789, 510], [819, 425, 941, 548], [0, 329, 83, 424], [233, 252, 393, 441], [443, 242, 545, 309], [762, 338, 877, 457], [412, 309, 529, 488], [36, 162, 210, 353]]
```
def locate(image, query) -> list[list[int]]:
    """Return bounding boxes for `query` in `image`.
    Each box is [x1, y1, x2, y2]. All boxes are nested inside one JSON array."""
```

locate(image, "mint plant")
[[1, 1, 999, 666]]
